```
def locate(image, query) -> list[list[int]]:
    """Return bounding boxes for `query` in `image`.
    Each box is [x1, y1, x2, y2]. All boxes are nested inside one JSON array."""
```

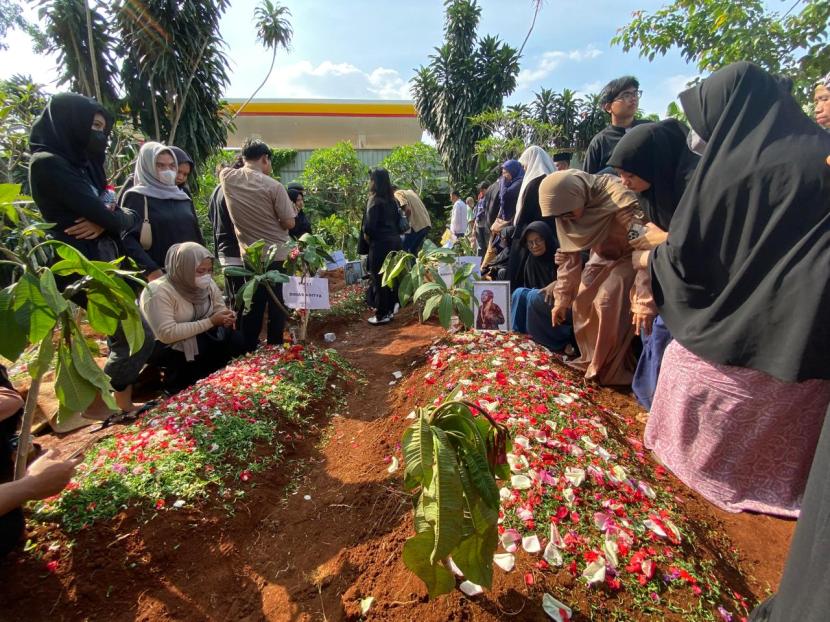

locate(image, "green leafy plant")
[[300, 141, 369, 222], [381, 242, 477, 329], [380, 143, 446, 197], [228, 234, 333, 342], [401, 387, 510, 597], [314, 214, 361, 260], [0, 183, 146, 479]]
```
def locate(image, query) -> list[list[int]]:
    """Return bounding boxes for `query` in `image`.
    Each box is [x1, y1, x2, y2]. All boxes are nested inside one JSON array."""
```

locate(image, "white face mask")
[[158, 169, 177, 186], [195, 274, 213, 288], [687, 128, 708, 156]]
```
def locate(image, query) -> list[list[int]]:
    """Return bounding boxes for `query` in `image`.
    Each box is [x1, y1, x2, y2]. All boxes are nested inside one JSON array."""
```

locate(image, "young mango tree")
[[381, 241, 477, 329], [402, 387, 511, 597], [0, 184, 146, 479], [282, 233, 333, 341], [228, 234, 332, 342]]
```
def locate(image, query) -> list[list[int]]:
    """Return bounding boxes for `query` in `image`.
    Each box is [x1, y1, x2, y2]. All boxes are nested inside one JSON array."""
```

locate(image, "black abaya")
[[650, 61, 830, 382]]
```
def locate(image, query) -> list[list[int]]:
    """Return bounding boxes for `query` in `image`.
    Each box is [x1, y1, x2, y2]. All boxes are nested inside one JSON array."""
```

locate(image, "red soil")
[[0, 308, 794, 621]]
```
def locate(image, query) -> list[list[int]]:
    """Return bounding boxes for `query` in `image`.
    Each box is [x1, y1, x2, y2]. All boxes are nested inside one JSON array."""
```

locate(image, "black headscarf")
[[651, 61, 830, 382], [519, 221, 557, 289], [29, 92, 113, 192], [606, 119, 699, 231], [168, 146, 194, 170]]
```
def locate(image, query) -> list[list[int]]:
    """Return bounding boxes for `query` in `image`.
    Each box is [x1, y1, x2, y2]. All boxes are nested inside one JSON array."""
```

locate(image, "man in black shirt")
[[583, 76, 651, 174], [207, 157, 244, 308]]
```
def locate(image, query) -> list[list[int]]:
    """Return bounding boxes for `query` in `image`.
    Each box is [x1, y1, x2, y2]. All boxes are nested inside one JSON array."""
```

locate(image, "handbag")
[[396, 206, 410, 234], [139, 196, 153, 250]]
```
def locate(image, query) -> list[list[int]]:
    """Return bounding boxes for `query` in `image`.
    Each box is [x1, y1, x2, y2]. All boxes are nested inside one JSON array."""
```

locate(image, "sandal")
[[92, 400, 158, 432]]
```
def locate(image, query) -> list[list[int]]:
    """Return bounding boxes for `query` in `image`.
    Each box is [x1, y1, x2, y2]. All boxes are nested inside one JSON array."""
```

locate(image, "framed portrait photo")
[[473, 281, 510, 331]]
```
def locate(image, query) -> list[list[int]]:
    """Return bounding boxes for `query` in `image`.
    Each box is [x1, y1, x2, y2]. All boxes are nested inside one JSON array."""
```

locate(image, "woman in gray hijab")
[[121, 142, 203, 282]]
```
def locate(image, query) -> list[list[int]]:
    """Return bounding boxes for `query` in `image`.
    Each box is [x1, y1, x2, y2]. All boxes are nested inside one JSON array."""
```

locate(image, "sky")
[[0, 0, 703, 118]]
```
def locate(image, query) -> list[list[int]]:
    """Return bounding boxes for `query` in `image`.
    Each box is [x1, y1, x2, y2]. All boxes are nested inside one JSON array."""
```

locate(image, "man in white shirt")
[[449, 190, 467, 238]]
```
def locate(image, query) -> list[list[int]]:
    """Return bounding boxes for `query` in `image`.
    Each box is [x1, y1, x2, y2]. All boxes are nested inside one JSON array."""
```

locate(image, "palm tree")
[[233, 0, 293, 119], [532, 87, 556, 124], [555, 88, 579, 147], [575, 92, 607, 150]]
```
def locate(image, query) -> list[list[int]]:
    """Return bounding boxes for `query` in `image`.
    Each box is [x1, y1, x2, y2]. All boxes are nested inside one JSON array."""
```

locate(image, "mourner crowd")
[[1, 60, 829, 621]]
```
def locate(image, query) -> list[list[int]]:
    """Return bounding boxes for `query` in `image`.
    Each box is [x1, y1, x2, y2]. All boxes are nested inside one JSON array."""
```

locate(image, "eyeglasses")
[[526, 238, 545, 248], [614, 89, 642, 102]]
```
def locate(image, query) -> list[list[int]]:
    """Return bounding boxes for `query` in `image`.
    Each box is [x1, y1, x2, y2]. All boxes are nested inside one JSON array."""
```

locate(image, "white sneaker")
[[393, 303, 401, 315], [368, 314, 392, 326]]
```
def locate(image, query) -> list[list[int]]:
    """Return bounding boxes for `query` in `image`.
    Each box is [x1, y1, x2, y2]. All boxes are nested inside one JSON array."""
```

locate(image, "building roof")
[[225, 99, 423, 150]]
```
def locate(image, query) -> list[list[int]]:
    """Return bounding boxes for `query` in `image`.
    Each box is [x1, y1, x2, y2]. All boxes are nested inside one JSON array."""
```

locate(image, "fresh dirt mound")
[[0, 308, 794, 621]]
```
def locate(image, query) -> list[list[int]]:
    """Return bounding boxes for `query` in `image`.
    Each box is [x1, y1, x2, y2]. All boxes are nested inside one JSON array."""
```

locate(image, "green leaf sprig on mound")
[[381, 241, 478, 330], [401, 387, 511, 598]]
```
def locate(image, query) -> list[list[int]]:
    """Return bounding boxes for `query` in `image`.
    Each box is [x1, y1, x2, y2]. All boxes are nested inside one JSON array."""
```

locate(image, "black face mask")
[[86, 129, 108, 157]]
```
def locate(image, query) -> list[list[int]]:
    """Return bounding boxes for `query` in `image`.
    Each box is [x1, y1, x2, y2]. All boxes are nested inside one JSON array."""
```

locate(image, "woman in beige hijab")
[[538, 170, 654, 385], [140, 242, 242, 393]]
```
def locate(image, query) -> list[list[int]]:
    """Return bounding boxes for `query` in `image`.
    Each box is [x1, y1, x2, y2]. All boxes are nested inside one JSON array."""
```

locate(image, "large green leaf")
[[413, 282, 442, 302], [13, 272, 57, 343], [239, 279, 258, 313], [421, 293, 442, 322], [402, 413, 434, 491], [402, 530, 456, 599], [38, 270, 68, 314], [120, 310, 146, 355], [86, 291, 120, 335], [54, 342, 97, 415], [398, 271, 414, 306], [454, 297, 474, 328], [0, 286, 27, 361], [437, 293, 454, 328], [68, 323, 117, 410], [428, 427, 465, 563]]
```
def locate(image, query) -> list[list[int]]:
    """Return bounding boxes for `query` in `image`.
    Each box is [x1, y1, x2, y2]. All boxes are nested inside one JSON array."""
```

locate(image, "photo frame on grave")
[[473, 281, 510, 331]]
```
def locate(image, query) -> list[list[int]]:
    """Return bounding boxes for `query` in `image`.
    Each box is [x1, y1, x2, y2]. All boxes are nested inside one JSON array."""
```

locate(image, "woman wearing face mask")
[[121, 142, 203, 282], [28, 93, 154, 415], [140, 242, 243, 393]]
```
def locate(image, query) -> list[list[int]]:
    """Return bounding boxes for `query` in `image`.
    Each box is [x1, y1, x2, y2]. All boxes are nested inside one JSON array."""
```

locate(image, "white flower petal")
[[493, 553, 515, 572], [564, 467, 586, 487], [543, 541, 563, 566], [387, 456, 399, 474], [522, 534, 541, 553], [511, 474, 532, 490], [582, 559, 606, 585], [459, 580, 483, 596], [542, 593, 572, 622]]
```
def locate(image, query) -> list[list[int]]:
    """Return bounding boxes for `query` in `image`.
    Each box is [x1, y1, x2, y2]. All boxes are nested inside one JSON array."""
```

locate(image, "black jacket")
[[207, 185, 240, 261], [29, 152, 135, 260], [582, 120, 652, 174], [121, 191, 203, 275]]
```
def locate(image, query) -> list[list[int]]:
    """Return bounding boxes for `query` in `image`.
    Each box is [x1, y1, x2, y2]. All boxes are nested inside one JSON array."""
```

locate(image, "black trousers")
[[240, 261, 286, 351], [152, 329, 245, 394], [368, 238, 401, 319]]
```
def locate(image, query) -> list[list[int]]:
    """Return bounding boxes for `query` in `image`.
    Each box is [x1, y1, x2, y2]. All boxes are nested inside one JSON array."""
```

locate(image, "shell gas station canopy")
[[224, 99, 423, 150]]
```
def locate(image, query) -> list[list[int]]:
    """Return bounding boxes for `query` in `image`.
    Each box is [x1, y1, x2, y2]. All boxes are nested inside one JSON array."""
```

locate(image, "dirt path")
[[0, 308, 795, 621]]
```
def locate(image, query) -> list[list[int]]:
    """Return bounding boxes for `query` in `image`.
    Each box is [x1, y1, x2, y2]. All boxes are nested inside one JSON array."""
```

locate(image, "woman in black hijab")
[[642, 62, 830, 517], [28, 93, 153, 416], [606, 119, 700, 410], [511, 221, 574, 352], [29, 93, 135, 261]]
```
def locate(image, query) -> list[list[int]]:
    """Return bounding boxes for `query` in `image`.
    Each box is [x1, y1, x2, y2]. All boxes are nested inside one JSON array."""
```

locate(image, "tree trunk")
[[13, 371, 43, 480], [67, 27, 91, 96], [84, 0, 102, 102], [518, 1, 543, 57], [149, 76, 161, 140], [231, 48, 277, 120], [168, 34, 212, 145]]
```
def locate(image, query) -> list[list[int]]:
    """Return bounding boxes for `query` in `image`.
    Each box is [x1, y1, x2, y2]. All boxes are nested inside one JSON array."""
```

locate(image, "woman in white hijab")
[[140, 242, 243, 393], [507, 146, 557, 289]]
